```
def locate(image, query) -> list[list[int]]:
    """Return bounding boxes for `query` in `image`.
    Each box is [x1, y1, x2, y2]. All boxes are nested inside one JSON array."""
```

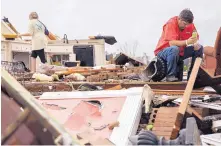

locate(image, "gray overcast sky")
[[1, 0, 221, 57]]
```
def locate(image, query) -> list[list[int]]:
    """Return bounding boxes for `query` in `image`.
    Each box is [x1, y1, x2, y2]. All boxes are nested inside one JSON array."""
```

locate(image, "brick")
[[152, 107, 178, 140]]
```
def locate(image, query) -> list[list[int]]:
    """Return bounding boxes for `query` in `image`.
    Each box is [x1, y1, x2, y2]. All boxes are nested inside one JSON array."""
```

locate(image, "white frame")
[[40, 87, 144, 146]]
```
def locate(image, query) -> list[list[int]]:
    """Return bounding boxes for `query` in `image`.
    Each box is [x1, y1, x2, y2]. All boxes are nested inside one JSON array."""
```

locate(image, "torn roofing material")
[[114, 52, 145, 66], [94, 35, 117, 45]]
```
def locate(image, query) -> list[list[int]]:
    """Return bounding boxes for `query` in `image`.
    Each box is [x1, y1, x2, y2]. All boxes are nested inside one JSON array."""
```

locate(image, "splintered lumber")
[[152, 58, 202, 140], [153, 90, 215, 95], [106, 85, 122, 90], [55, 67, 123, 76], [186, 106, 203, 120]]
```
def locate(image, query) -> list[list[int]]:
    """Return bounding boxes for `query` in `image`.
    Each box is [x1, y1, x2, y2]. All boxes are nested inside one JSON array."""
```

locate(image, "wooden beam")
[[172, 58, 202, 138], [186, 106, 203, 120]]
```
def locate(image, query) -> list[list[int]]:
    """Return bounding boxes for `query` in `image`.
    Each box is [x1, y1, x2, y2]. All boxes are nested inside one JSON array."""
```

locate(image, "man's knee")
[[170, 46, 180, 56], [199, 45, 203, 53], [195, 45, 203, 57], [157, 46, 179, 60]]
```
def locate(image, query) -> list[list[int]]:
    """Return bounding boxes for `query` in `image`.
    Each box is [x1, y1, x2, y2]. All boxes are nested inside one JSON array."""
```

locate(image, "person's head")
[[29, 12, 38, 20], [178, 9, 194, 30]]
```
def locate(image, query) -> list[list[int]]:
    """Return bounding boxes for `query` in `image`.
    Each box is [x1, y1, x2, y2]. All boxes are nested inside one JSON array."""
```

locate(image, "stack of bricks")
[[151, 107, 179, 140]]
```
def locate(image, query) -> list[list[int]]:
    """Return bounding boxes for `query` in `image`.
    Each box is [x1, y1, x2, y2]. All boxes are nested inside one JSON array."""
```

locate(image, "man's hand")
[[187, 36, 197, 45], [193, 43, 201, 51]]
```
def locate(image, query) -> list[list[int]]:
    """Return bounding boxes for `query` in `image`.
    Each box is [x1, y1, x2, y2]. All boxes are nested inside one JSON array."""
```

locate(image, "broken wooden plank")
[[172, 58, 202, 138], [106, 85, 122, 90], [186, 106, 203, 120]]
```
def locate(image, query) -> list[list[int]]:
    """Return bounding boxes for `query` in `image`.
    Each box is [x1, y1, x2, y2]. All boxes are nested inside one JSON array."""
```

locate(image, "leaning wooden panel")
[[1, 68, 79, 145]]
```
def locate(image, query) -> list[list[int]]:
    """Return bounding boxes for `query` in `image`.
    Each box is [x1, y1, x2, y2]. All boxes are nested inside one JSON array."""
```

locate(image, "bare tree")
[[118, 40, 139, 57]]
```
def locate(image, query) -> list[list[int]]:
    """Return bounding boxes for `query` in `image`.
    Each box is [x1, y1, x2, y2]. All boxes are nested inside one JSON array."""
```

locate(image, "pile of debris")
[[1, 57, 221, 146], [129, 58, 221, 145]]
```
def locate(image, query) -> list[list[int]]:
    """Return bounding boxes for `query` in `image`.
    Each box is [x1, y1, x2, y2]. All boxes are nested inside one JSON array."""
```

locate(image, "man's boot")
[[176, 58, 184, 81], [166, 76, 179, 82]]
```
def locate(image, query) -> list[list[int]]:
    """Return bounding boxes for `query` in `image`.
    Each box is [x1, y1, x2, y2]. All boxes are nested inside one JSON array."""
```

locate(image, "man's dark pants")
[[157, 45, 203, 80]]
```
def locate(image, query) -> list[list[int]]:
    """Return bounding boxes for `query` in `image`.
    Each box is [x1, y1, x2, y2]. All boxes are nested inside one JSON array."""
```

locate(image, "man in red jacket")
[[154, 9, 203, 82]]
